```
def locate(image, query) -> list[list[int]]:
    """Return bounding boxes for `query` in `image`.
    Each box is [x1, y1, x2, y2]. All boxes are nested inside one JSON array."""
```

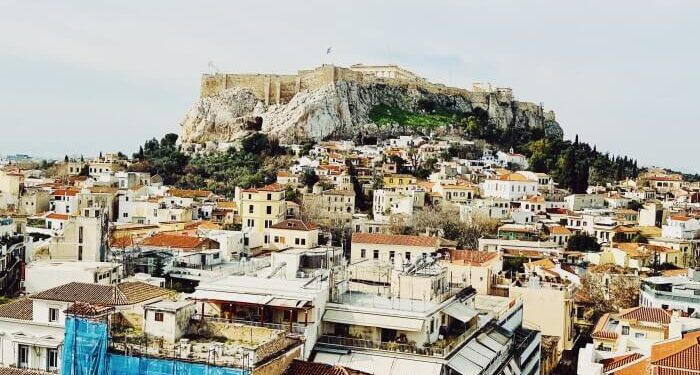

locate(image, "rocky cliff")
[[179, 68, 562, 153]]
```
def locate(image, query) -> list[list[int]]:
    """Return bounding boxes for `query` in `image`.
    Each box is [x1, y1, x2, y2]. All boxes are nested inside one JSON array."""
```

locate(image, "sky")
[[0, 0, 698, 173]]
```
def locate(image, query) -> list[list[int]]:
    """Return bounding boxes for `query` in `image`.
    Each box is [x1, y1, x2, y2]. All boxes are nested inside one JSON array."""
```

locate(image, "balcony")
[[641, 284, 700, 304], [318, 324, 478, 358]]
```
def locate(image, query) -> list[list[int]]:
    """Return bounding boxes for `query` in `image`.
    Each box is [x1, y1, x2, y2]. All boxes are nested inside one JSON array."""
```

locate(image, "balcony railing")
[[641, 284, 700, 304], [318, 324, 478, 358], [191, 314, 310, 335]]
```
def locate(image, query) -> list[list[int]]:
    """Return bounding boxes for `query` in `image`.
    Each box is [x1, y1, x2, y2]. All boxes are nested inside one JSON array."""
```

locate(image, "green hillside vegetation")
[[369, 103, 466, 129], [129, 133, 289, 197]]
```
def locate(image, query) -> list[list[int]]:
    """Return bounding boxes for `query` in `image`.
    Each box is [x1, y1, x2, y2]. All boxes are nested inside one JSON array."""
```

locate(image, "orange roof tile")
[[619, 307, 672, 325], [140, 233, 216, 250], [46, 213, 70, 220], [270, 219, 318, 231], [448, 250, 498, 265], [601, 353, 644, 373], [352, 233, 439, 248]]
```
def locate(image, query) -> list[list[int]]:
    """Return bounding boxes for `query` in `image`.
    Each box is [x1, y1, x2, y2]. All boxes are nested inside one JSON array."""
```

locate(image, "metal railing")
[[318, 324, 478, 358], [641, 284, 700, 304]]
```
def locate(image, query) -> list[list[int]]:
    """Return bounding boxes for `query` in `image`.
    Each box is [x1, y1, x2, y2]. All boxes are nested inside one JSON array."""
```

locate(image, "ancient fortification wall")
[[200, 64, 520, 109]]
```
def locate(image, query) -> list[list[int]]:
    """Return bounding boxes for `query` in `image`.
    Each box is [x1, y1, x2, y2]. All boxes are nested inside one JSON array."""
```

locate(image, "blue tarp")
[[62, 317, 109, 375], [61, 317, 247, 375]]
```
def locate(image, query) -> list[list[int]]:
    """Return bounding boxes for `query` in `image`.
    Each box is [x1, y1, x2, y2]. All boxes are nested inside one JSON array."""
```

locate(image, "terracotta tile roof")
[[493, 173, 535, 182], [352, 233, 439, 248], [216, 201, 237, 209], [601, 352, 644, 373], [31, 282, 169, 306], [653, 368, 697, 375], [140, 233, 215, 250], [52, 189, 79, 197], [284, 360, 371, 375], [110, 236, 134, 248], [669, 215, 691, 222], [64, 301, 115, 317], [618, 307, 672, 325], [653, 340, 700, 372], [242, 183, 285, 193], [549, 226, 572, 235], [591, 313, 619, 340], [0, 367, 53, 375], [0, 298, 33, 320], [168, 189, 212, 199], [448, 250, 498, 265], [46, 213, 70, 220], [270, 219, 318, 231]]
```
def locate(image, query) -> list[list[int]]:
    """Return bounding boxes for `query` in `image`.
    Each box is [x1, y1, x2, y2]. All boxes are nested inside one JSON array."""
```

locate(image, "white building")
[[24, 261, 123, 294], [482, 173, 538, 200]]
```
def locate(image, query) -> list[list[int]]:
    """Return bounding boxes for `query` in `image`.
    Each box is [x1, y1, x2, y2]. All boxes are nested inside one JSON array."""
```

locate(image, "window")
[[635, 332, 646, 339], [295, 238, 300, 245], [47, 348, 58, 371], [389, 251, 395, 260], [373, 250, 379, 259], [360, 249, 366, 258], [49, 308, 59, 323], [78, 226, 83, 244], [248, 205, 254, 214], [18, 344, 29, 368], [621, 326, 629, 335], [267, 193, 272, 201], [123, 212, 128, 218], [266, 206, 272, 215], [154, 312, 164, 322], [405, 252, 411, 261], [274, 236, 280, 243], [78, 246, 83, 261], [300, 239, 306, 245], [264, 220, 272, 228]]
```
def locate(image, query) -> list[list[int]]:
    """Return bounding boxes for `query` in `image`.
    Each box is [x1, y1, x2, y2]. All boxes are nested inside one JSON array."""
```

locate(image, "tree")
[[284, 186, 300, 204], [567, 233, 601, 252], [64, 155, 69, 163], [301, 170, 320, 190], [410, 205, 498, 249], [152, 256, 165, 277], [579, 272, 639, 323]]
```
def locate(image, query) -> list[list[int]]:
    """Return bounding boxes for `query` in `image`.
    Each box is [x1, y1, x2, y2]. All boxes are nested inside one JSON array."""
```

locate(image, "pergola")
[[188, 290, 313, 332]]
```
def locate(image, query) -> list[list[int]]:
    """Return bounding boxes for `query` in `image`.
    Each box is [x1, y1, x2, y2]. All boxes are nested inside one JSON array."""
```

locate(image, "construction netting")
[[62, 316, 110, 375], [61, 317, 247, 375]]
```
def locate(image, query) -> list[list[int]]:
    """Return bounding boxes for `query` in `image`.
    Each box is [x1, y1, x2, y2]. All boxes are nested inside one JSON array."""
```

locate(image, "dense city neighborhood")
[[1, 125, 699, 375]]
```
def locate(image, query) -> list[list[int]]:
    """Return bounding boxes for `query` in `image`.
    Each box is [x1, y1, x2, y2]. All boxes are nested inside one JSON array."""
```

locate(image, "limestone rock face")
[[178, 80, 562, 152]]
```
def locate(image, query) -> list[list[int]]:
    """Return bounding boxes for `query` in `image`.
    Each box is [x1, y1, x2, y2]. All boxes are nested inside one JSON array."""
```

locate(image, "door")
[[18, 344, 29, 368]]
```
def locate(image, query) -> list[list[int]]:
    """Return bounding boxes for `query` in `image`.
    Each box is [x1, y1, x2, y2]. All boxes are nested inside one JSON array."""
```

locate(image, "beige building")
[[302, 189, 355, 227], [267, 219, 319, 251], [48, 207, 106, 262], [442, 250, 502, 295], [509, 275, 576, 355], [240, 183, 287, 246], [590, 306, 672, 354], [18, 188, 50, 215]]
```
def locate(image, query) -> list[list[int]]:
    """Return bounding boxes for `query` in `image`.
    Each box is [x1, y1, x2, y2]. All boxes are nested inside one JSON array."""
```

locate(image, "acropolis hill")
[[179, 64, 562, 153]]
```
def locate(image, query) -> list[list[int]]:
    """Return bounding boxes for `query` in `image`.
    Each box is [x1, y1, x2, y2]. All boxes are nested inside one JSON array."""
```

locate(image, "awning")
[[267, 298, 310, 309], [314, 352, 441, 375], [188, 290, 270, 305], [323, 309, 424, 332], [442, 302, 477, 323]]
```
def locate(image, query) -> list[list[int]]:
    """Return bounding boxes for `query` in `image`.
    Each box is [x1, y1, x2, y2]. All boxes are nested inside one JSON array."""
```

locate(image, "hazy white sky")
[[1, 0, 698, 172]]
